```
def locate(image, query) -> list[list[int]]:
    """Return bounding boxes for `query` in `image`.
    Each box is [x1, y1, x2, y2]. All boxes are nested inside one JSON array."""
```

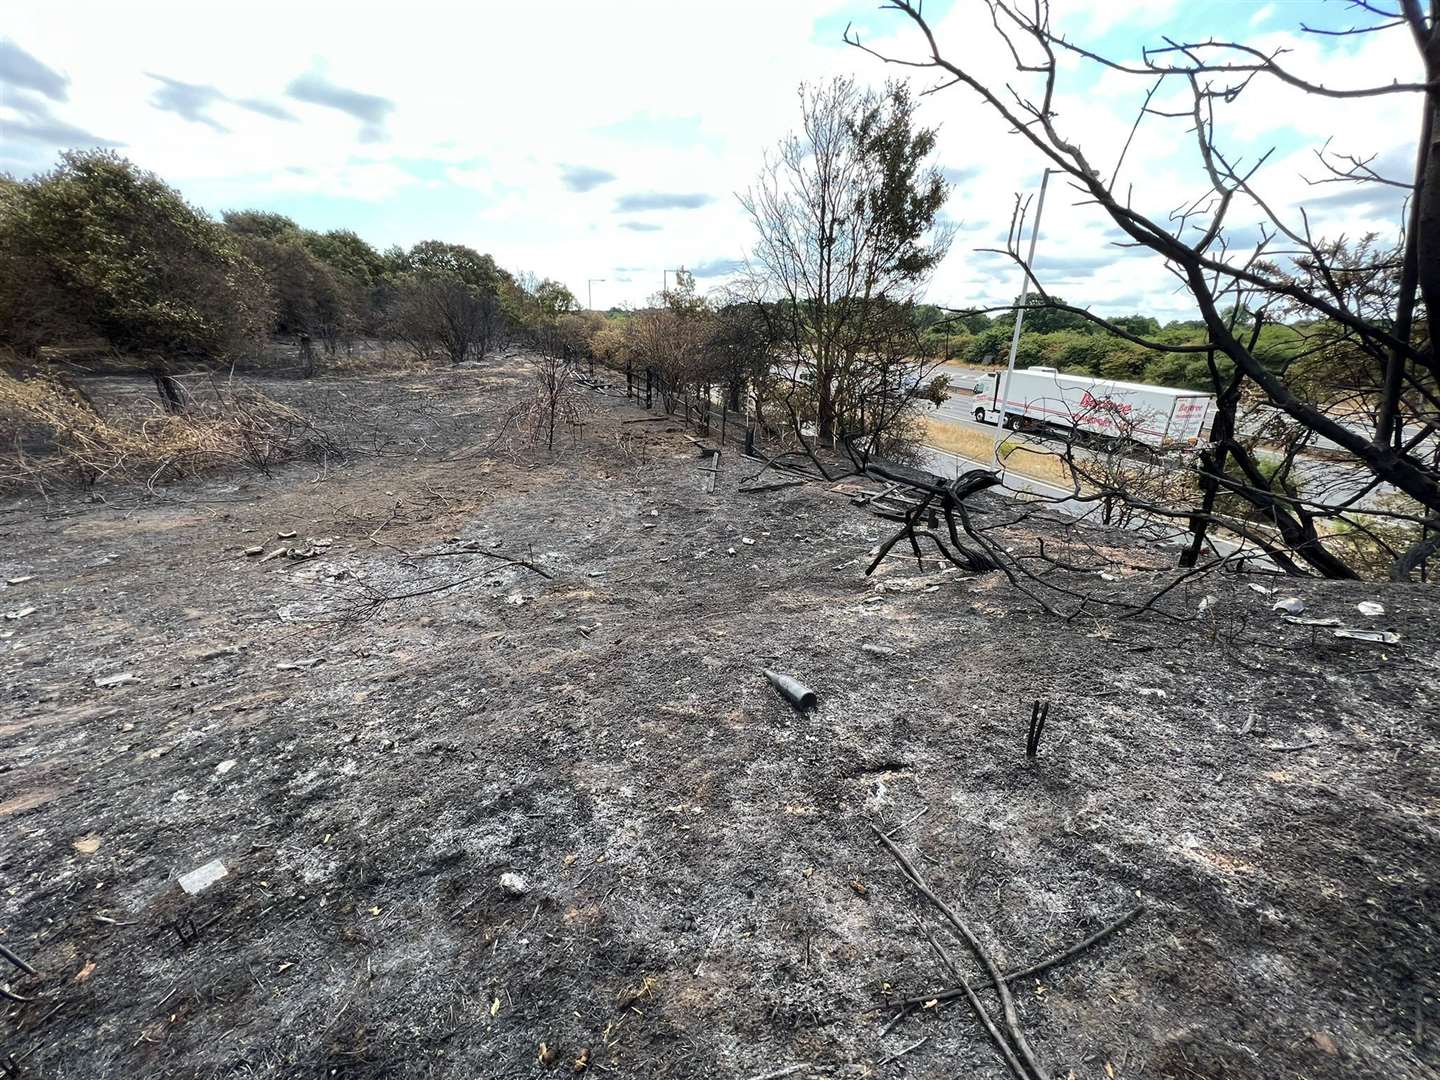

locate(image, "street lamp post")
[[992, 168, 1056, 472], [587, 278, 606, 311]]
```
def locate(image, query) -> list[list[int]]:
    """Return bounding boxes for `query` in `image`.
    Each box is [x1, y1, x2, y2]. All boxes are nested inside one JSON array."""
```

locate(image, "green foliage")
[[0, 150, 270, 359], [401, 240, 506, 291], [221, 210, 300, 241], [533, 279, 578, 318], [1012, 294, 1089, 334], [232, 235, 350, 340], [851, 81, 950, 282], [300, 229, 385, 289]]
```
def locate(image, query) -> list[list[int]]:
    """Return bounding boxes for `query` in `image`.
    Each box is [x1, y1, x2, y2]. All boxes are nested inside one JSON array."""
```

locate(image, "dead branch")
[[890, 905, 1146, 1012], [870, 823, 1049, 1080]]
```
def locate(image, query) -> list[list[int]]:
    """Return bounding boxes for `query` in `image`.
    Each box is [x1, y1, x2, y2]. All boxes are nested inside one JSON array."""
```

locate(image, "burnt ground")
[[1, 357, 1437, 1080]]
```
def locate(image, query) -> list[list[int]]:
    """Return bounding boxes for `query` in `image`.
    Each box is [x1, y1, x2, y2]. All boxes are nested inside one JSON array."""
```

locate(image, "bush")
[[0, 151, 271, 361]]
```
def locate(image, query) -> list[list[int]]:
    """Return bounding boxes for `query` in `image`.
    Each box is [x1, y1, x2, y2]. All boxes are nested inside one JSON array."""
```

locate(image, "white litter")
[[1334, 628, 1399, 644], [94, 672, 138, 688], [1248, 583, 1275, 595], [178, 859, 228, 895], [1198, 595, 1218, 614], [1356, 601, 1385, 617], [498, 871, 529, 897], [276, 657, 324, 671], [1272, 597, 1305, 615], [215, 759, 237, 774], [1283, 616, 1341, 627]]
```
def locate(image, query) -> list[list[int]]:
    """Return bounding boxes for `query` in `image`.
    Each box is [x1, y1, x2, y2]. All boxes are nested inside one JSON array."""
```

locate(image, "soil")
[[1, 357, 1436, 1080]]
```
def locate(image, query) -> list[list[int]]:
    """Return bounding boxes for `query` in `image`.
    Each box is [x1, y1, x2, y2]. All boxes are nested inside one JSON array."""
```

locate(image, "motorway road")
[[929, 379, 1395, 511]]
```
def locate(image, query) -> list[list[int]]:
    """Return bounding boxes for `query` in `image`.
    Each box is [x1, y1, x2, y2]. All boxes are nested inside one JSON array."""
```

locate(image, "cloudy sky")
[[0, 1, 1419, 320]]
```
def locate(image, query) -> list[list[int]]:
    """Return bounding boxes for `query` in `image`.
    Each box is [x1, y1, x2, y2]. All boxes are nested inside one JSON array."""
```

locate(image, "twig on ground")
[[739, 478, 812, 495], [386, 542, 553, 580], [878, 1035, 929, 1066], [870, 823, 1049, 1080], [883, 805, 931, 839], [0, 943, 37, 976], [877, 1005, 912, 1039], [920, 926, 1030, 1080], [740, 1065, 812, 1080], [892, 905, 1146, 1011]]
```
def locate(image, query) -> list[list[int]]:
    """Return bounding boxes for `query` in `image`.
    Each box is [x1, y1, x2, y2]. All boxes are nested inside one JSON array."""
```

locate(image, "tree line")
[[0, 149, 578, 385]]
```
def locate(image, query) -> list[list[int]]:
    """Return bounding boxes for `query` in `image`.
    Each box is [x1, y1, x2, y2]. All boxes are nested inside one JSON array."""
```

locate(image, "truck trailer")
[[971, 367, 1214, 449]]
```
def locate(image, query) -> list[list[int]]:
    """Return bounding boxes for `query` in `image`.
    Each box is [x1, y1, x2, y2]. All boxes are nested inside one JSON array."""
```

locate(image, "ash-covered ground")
[[2, 358, 1436, 1079]]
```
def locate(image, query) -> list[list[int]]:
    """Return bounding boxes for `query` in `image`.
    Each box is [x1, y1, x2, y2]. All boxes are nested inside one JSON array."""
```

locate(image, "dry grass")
[[0, 362, 343, 495], [921, 414, 1074, 487]]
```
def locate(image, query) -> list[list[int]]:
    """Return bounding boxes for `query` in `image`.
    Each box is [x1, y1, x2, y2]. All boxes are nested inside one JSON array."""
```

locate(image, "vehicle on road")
[[971, 367, 1214, 449]]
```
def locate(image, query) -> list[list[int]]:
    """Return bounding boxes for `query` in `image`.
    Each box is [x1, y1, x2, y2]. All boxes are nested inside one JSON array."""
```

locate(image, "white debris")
[[1272, 597, 1305, 615], [1356, 601, 1385, 617], [1334, 628, 1399, 644], [1248, 583, 1275, 595], [505, 593, 526, 606], [1137, 688, 1168, 699], [741, 537, 755, 546], [1198, 595, 1218, 614], [276, 657, 324, 671], [5, 576, 33, 585], [4, 606, 36, 620], [1284, 616, 1341, 627], [727, 547, 737, 556], [94, 672, 139, 688], [178, 859, 228, 895], [498, 871, 529, 897], [215, 759, 237, 774]]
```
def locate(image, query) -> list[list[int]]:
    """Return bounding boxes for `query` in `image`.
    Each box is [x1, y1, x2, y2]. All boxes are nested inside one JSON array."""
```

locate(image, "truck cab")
[[972, 372, 997, 422]]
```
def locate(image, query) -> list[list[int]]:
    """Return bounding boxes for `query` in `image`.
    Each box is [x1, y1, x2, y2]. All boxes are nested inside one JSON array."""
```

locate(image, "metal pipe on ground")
[[763, 669, 817, 713]]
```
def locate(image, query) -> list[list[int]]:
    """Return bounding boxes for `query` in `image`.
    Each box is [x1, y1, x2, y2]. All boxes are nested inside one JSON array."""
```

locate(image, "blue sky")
[[1, 1, 1419, 318]]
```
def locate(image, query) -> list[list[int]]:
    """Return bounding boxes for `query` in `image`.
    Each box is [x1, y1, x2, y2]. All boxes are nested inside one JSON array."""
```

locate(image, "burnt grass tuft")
[[1, 357, 1436, 1078]]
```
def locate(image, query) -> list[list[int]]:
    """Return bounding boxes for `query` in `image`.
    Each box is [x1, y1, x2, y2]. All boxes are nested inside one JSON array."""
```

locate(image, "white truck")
[[971, 367, 1214, 449]]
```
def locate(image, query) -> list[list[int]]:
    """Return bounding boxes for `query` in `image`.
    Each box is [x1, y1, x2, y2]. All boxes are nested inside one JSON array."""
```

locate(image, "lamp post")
[[587, 278, 606, 311], [992, 168, 1057, 472]]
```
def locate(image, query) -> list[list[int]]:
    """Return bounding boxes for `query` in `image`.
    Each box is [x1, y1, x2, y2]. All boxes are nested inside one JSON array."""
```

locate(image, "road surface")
[[929, 381, 1396, 512]]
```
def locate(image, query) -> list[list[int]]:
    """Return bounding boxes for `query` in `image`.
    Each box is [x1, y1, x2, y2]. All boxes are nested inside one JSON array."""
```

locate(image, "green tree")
[[221, 210, 300, 241], [1014, 293, 1092, 334], [741, 77, 953, 444], [385, 241, 512, 365], [300, 229, 385, 289], [0, 151, 271, 365]]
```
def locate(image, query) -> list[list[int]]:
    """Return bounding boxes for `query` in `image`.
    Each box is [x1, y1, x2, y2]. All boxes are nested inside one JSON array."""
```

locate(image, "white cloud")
[[0, 1, 1421, 318]]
